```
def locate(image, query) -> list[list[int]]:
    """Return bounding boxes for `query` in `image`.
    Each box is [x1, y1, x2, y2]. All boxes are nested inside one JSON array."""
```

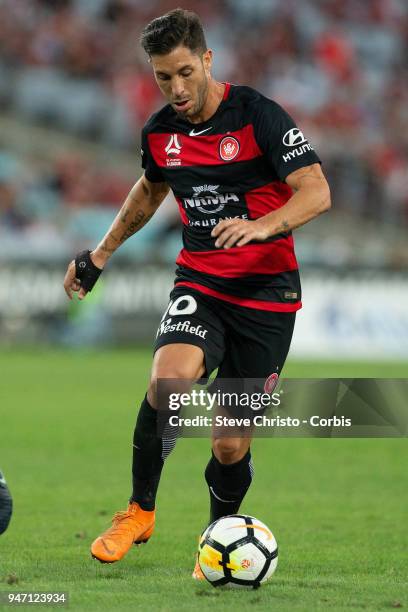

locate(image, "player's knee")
[[148, 368, 198, 408], [212, 438, 247, 464], [152, 362, 201, 380]]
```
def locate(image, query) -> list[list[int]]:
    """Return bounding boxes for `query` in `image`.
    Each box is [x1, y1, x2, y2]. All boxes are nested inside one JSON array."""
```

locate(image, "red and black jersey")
[[141, 83, 321, 312]]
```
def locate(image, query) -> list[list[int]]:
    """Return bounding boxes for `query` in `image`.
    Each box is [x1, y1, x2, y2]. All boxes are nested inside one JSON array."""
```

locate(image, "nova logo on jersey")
[[182, 185, 239, 214], [165, 134, 182, 166], [219, 136, 240, 161]]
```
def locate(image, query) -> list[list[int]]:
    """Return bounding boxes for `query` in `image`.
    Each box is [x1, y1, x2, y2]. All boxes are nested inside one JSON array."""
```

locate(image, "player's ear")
[[202, 49, 212, 74]]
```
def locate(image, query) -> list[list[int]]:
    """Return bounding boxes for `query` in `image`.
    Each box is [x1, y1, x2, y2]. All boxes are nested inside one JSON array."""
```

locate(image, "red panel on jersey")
[[222, 82, 231, 100], [175, 281, 301, 312], [176, 198, 188, 225], [176, 237, 298, 277], [245, 181, 293, 218], [148, 124, 262, 168]]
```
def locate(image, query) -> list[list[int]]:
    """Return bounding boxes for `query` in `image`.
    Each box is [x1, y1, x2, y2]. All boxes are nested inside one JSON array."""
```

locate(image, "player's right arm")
[[63, 174, 169, 300]]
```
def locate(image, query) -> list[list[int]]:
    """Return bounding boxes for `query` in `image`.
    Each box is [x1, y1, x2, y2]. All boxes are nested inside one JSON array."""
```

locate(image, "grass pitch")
[[0, 349, 407, 611]]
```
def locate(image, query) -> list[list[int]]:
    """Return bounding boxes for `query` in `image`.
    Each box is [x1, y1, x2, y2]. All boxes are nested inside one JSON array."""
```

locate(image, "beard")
[[176, 72, 209, 121]]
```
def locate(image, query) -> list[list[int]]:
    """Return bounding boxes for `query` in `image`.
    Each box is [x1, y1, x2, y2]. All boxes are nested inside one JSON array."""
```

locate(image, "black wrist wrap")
[[74, 250, 103, 292]]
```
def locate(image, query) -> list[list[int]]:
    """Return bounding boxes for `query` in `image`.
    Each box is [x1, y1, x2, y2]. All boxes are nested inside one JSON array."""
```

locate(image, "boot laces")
[[112, 510, 133, 524], [110, 509, 143, 536]]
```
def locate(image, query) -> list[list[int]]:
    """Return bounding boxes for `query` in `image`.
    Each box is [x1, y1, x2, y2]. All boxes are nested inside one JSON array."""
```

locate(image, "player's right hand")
[[63, 250, 104, 300]]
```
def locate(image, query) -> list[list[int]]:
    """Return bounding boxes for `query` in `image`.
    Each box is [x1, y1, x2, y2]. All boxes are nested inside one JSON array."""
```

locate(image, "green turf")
[[0, 350, 407, 611]]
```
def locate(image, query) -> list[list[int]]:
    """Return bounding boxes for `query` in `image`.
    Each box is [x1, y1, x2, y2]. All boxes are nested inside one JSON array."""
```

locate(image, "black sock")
[[131, 395, 177, 511], [204, 450, 254, 523]]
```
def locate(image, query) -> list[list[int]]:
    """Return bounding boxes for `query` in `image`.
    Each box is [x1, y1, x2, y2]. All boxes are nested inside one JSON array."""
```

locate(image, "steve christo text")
[[167, 414, 352, 428], [165, 391, 352, 429]]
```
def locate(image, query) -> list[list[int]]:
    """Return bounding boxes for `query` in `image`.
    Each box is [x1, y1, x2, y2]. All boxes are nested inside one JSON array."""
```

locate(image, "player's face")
[[150, 45, 212, 121]]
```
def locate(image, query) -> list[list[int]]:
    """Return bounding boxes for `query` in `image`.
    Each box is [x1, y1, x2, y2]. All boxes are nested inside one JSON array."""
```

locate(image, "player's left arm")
[[212, 162, 331, 249]]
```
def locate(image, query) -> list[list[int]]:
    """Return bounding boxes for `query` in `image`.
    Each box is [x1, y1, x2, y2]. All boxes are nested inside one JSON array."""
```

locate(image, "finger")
[[64, 284, 73, 300], [63, 261, 76, 299], [236, 234, 253, 247], [211, 219, 237, 237], [211, 222, 226, 238], [223, 229, 248, 249], [63, 276, 72, 299], [215, 225, 243, 248], [78, 288, 88, 300], [215, 228, 234, 248]]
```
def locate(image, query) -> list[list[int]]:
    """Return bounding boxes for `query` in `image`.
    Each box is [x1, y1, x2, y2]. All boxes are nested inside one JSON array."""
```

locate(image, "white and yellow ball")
[[198, 514, 278, 588]]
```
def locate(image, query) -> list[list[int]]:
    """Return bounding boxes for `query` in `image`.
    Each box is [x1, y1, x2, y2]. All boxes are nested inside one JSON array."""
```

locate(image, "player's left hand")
[[211, 218, 269, 249], [63, 250, 103, 300]]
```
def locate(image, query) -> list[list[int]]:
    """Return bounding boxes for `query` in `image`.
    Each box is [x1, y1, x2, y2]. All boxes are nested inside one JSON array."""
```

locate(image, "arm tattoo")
[[100, 243, 116, 255], [99, 181, 163, 256], [100, 231, 120, 254], [120, 210, 129, 223], [277, 219, 290, 233], [119, 209, 153, 242]]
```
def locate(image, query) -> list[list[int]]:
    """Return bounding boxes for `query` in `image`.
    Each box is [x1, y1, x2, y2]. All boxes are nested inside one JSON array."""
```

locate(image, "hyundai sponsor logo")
[[282, 143, 313, 162], [282, 128, 307, 147]]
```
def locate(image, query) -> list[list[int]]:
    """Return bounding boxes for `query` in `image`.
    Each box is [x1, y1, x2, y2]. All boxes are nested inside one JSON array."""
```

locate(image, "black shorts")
[[154, 286, 296, 382]]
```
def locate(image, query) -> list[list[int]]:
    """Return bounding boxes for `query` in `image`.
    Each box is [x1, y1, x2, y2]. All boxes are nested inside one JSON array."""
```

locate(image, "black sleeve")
[[141, 127, 165, 183], [252, 98, 321, 181]]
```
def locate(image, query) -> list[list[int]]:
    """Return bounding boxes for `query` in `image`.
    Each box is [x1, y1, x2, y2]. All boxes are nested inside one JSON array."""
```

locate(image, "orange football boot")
[[192, 533, 206, 580], [91, 502, 155, 563], [192, 555, 205, 580]]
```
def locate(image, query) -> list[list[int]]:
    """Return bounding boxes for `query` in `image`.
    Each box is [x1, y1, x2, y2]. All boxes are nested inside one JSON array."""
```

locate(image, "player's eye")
[[180, 71, 192, 78]]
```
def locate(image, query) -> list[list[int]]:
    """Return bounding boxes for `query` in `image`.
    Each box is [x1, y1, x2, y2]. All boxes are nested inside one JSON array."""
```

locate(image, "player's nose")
[[171, 76, 187, 100]]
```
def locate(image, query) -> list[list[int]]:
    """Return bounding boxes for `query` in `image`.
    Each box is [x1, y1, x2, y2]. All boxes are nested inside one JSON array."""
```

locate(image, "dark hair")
[[140, 8, 207, 56]]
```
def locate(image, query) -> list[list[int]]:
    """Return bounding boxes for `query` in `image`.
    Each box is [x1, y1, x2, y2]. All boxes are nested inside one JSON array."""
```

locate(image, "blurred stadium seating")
[[0, 0, 407, 354]]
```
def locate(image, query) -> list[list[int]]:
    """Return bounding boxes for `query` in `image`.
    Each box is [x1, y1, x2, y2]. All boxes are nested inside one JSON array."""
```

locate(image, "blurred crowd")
[[0, 0, 407, 266]]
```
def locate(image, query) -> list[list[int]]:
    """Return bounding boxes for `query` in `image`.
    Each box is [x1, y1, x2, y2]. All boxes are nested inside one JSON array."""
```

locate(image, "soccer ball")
[[198, 514, 278, 588]]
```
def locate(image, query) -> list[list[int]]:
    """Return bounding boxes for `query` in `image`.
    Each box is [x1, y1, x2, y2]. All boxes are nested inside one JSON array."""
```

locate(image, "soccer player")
[[0, 469, 13, 535], [63, 9, 330, 576]]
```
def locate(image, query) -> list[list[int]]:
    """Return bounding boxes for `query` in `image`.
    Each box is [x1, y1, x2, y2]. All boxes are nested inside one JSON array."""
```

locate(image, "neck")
[[189, 79, 226, 124]]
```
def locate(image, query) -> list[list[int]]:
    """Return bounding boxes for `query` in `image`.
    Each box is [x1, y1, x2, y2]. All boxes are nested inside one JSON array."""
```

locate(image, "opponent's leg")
[[91, 343, 205, 563]]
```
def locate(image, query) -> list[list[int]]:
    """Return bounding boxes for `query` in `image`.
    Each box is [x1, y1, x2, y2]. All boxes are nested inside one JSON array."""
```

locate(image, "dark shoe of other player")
[[0, 469, 13, 535]]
